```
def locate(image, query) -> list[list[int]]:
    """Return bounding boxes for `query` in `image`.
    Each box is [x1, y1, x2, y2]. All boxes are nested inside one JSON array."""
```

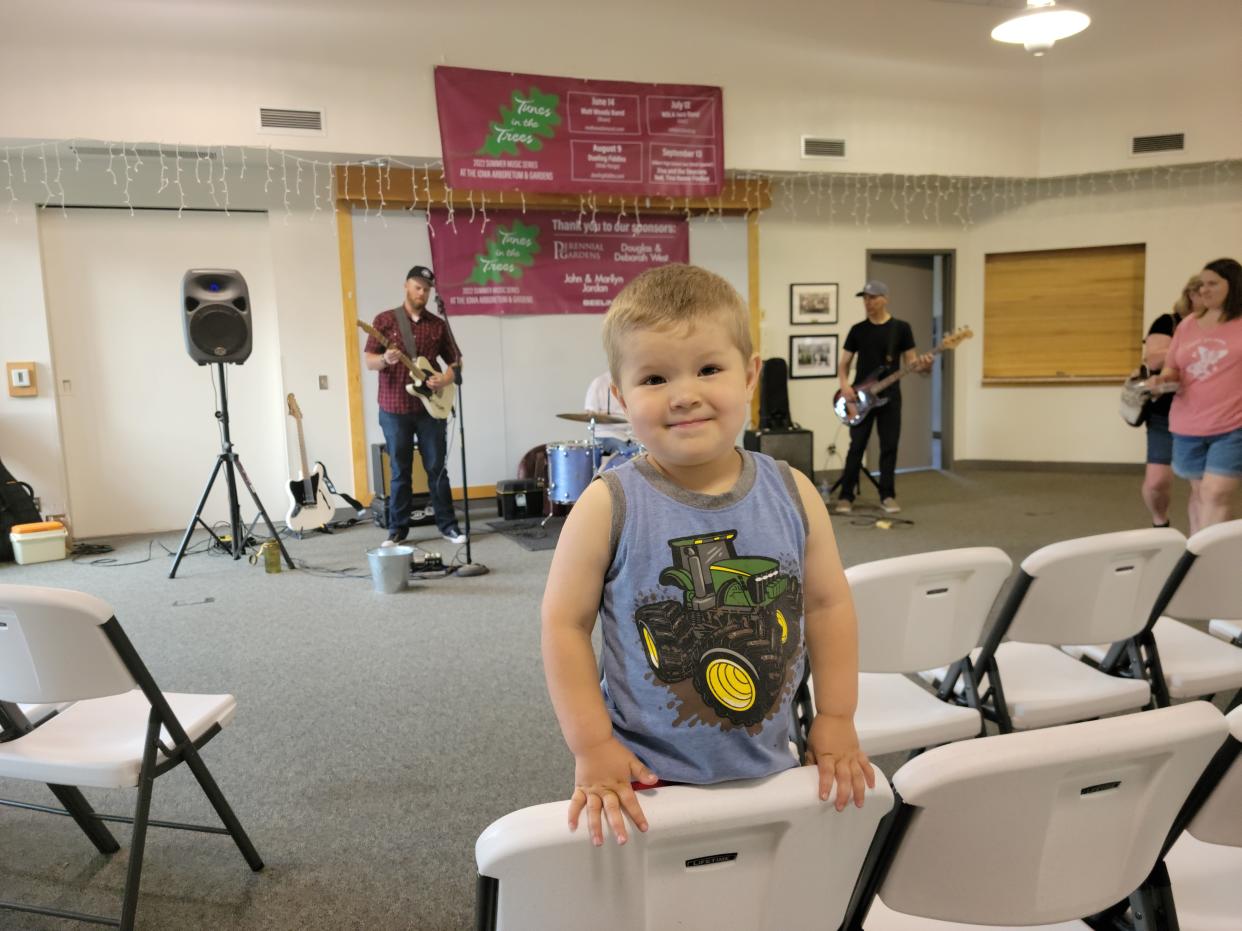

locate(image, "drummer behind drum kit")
[[546, 411, 643, 508]]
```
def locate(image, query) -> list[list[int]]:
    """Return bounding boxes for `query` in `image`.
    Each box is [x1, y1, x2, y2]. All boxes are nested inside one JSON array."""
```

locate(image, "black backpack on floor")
[[0, 459, 42, 562]]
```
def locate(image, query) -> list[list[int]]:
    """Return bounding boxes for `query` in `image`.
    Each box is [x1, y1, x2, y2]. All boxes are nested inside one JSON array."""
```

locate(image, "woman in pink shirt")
[[1151, 258, 1242, 533]]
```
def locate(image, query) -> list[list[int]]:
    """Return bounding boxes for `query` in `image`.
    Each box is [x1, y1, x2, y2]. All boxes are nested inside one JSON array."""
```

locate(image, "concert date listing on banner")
[[434, 65, 723, 197], [427, 209, 689, 316]]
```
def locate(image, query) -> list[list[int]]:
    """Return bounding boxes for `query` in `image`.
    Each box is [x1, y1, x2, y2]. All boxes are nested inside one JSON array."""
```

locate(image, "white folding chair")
[[808, 548, 1011, 756], [1074, 520, 1242, 708], [1157, 705, 1242, 931], [1208, 618, 1241, 646], [475, 765, 894, 931], [842, 701, 1228, 931], [0, 584, 263, 931], [928, 529, 1184, 732]]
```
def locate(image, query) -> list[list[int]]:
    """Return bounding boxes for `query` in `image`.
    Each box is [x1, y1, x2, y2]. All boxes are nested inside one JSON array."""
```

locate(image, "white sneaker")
[[834, 498, 853, 514], [442, 531, 467, 545], [881, 497, 901, 514]]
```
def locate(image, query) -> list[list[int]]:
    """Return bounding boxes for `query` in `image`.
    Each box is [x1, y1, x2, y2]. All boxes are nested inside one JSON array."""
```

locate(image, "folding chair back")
[[0, 584, 134, 704], [1185, 705, 1242, 848], [848, 548, 1011, 673], [1163, 519, 1242, 622], [877, 701, 1226, 926], [476, 766, 893, 931], [1008, 528, 1185, 646]]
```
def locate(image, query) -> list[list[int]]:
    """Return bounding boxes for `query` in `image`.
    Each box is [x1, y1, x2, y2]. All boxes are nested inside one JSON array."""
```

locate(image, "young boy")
[[541, 264, 873, 848]]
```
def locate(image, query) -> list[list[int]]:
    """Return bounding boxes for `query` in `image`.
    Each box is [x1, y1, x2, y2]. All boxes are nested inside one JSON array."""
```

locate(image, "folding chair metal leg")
[[48, 784, 122, 855], [1128, 860, 1181, 931], [0, 703, 123, 855], [179, 741, 265, 872], [103, 618, 265, 873], [119, 708, 160, 931]]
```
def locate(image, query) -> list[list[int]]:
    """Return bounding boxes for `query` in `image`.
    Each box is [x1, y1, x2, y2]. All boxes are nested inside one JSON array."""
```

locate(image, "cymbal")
[[557, 410, 628, 425]]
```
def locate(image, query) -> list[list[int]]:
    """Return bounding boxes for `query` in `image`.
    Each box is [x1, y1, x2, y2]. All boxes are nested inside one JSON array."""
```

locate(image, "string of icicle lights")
[[1, 139, 1238, 230]]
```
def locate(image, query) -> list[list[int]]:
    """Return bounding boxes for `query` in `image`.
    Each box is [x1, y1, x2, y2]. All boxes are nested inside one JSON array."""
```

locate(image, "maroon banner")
[[434, 66, 723, 197], [427, 209, 689, 316]]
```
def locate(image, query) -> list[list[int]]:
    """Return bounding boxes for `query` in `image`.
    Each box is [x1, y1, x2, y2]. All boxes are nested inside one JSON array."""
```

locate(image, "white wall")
[[38, 208, 287, 538], [0, 205, 69, 516], [957, 172, 1242, 463], [760, 170, 1242, 470], [350, 211, 749, 491], [5, 1, 1237, 179]]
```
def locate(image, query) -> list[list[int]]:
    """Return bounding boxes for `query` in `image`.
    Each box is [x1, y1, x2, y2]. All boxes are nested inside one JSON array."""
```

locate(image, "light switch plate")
[[6, 362, 37, 397]]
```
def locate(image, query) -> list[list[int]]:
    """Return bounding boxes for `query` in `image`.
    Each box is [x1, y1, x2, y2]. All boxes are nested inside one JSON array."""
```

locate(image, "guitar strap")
[[885, 320, 901, 371], [393, 305, 418, 360]]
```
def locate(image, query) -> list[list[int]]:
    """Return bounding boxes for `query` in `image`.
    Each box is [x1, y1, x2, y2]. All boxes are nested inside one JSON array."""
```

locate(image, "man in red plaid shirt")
[[363, 266, 465, 546]]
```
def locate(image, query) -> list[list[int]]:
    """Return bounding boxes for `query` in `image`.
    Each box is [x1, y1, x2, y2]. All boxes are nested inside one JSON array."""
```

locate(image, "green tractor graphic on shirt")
[[634, 530, 801, 727]]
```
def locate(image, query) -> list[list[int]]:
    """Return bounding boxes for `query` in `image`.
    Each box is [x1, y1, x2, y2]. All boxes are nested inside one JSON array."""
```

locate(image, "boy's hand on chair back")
[[805, 714, 876, 811], [569, 737, 658, 847]]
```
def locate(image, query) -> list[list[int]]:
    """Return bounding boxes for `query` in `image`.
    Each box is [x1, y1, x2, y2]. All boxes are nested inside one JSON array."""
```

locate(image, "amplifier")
[[743, 428, 814, 480], [370, 442, 430, 498]]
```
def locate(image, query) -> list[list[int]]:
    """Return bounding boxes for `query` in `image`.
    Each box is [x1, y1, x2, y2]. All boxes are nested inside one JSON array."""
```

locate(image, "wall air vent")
[[258, 107, 325, 135], [801, 136, 846, 159], [1131, 133, 1185, 156]]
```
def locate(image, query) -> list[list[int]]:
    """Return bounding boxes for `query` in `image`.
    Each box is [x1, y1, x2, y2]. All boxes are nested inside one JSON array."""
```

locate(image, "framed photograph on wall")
[[790, 282, 839, 325], [789, 334, 838, 379]]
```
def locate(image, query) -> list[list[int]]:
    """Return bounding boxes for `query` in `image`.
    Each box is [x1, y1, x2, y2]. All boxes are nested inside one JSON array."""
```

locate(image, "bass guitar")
[[285, 393, 335, 533], [833, 326, 973, 426], [356, 319, 456, 420]]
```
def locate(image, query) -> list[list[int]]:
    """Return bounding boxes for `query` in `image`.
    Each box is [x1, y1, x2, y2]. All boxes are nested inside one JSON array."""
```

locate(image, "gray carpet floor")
[[0, 469, 1210, 929]]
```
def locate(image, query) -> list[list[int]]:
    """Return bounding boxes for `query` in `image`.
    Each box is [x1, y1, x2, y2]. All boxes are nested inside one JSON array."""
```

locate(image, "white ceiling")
[[3, 0, 1235, 72]]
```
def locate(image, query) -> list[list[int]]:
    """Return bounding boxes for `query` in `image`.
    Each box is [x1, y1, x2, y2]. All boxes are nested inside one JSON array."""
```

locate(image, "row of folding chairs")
[[476, 701, 1242, 930], [0, 584, 261, 930], [804, 520, 1242, 759]]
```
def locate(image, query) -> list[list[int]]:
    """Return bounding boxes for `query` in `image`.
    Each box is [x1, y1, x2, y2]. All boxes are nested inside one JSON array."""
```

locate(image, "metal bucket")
[[367, 545, 413, 593]]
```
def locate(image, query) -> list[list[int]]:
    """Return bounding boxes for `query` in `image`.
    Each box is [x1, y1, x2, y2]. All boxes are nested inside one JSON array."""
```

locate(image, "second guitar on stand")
[[285, 393, 335, 534]]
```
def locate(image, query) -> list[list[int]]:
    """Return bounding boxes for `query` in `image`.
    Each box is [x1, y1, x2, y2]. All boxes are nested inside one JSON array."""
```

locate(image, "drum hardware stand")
[[436, 295, 489, 577], [169, 363, 294, 579]]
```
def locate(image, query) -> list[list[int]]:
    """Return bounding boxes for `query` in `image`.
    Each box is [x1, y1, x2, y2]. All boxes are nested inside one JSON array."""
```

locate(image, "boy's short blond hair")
[[602, 264, 752, 382]]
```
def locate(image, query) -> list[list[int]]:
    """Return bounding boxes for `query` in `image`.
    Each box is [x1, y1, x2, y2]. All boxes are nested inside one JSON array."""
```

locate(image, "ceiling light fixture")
[[991, 0, 1090, 57]]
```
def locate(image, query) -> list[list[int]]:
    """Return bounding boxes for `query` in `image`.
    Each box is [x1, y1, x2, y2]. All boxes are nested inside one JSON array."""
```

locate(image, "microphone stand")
[[435, 293, 489, 577]]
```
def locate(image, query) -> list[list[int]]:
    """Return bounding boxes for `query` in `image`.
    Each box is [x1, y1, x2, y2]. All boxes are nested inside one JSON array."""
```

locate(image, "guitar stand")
[[169, 363, 295, 579]]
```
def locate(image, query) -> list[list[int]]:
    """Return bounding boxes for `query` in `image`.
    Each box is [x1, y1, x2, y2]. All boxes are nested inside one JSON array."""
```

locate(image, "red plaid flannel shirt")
[[364, 306, 461, 415]]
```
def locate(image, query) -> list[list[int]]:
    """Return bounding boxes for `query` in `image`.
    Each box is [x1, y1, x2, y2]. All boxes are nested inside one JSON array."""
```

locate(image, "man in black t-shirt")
[[834, 280, 932, 514]]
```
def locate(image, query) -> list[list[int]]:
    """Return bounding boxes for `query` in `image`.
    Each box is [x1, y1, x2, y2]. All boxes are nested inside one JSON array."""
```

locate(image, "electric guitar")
[[285, 393, 335, 533], [1119, 374, 1179, 426], [356, 319, 456, 420], [833, 326, 973, 426]]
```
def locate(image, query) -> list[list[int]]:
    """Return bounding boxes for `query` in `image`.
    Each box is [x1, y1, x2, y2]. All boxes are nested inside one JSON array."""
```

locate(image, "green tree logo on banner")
[[468, 220, 541, 285], [479, 87, 561, 156]]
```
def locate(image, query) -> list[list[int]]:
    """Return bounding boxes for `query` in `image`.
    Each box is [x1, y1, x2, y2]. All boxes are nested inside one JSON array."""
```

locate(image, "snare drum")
[[546, 441, 600, 504]]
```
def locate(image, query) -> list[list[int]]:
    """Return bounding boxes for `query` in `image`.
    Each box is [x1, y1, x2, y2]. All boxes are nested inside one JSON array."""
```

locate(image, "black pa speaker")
[[758, 357, 793, 430], [182, 269, 252, 364]]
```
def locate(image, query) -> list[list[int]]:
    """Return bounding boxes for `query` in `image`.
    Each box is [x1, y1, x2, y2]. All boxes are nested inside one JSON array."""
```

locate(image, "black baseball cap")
[[406, 265, 436, 284]]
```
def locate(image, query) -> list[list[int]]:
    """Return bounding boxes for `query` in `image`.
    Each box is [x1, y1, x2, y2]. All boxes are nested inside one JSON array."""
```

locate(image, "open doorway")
[[865, 250, 956, 471]]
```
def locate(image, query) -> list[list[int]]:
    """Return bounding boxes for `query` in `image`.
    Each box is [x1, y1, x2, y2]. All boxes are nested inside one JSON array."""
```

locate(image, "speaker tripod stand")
[[169, 363, 294, 579]]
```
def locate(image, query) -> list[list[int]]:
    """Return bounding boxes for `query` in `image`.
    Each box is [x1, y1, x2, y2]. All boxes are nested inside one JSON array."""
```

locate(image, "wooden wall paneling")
[[983, 243, 1145, 383]]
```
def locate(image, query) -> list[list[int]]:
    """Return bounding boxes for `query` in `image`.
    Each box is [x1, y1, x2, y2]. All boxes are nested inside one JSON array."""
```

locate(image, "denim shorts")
[[1145, 413, 1172, 466], [1172, 426, 1242, 480]]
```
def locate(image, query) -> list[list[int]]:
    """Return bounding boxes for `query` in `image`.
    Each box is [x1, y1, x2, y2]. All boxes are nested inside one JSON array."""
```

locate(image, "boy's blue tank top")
[[598, 449, 808, 784]]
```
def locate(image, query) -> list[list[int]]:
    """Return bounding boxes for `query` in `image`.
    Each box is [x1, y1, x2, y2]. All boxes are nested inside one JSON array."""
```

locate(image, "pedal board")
[[413, 552, 444, 571]]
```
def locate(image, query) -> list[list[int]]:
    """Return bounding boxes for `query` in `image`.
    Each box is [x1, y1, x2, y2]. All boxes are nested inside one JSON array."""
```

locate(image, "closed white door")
[[40, 208, 285, 537]]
